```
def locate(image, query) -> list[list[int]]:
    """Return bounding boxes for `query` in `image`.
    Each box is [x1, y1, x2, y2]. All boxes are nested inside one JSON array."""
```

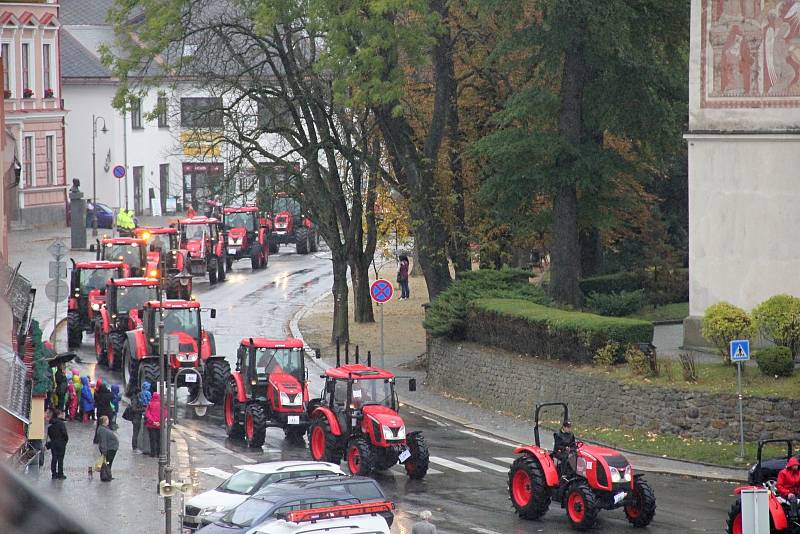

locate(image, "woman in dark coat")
[[94, 380, 114, 427]]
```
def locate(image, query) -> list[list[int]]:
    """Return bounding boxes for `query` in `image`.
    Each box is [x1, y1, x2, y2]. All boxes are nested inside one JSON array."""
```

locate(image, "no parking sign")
[[370, 279, 394, 304]]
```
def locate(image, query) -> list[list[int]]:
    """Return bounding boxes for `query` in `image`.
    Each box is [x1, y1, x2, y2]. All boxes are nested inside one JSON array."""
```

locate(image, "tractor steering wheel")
[[575, 441, 584, 449]]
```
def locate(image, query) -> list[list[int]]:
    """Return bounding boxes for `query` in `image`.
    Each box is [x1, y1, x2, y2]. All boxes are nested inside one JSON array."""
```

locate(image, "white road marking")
[[197, 467, 234, 479], [428, 456, 481, 473], [459, 430, 520, 448], [456, 457, 509, 473], [471, 528, 504, 534], [420, 415, 448, 427], [494, 457, 516, 464], [175, 425, 257, 463]]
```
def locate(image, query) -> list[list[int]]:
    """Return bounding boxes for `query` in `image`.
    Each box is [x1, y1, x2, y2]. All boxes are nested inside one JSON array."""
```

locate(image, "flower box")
[[22, 88, 33, 99], [44, 88, 54, 98]]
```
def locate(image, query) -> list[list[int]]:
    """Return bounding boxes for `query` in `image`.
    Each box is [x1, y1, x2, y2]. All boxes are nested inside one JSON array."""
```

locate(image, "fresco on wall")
[[702, 0, 800, 107]]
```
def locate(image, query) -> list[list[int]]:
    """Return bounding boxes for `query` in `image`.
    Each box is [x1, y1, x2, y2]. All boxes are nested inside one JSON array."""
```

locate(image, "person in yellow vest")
[[116, 208, 135, 236]]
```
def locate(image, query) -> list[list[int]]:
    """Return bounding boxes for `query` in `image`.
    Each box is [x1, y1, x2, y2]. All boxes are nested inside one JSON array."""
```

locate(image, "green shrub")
[[467, 298, 654, 364], [700, 302, 752, 363], [594, 341, 621, 367], [586, 290, 647, 317], [752, 295, 800, 357], [625, 345, 650, 376], [756, 346, 795, 377], [579, 272, 644, 296], [579, 268, 688, 307], [423, 268, 549, 338]]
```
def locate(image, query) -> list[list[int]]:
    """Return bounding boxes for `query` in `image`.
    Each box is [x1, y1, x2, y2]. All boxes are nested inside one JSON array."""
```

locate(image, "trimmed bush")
[[751, 295, 800, 357], [579, 268, 688, 307], [594, 341, 621, 367], [756, 346, 795, 377], [701, 302, 752, 363], [586, 290, 646, 317], [467, 298, 654, 364], [424, 268, 549, 338], [579, 272, 643, 296]]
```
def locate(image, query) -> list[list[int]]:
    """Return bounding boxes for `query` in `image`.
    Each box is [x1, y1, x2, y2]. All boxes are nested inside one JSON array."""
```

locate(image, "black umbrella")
[[46, 351, 76, 368]]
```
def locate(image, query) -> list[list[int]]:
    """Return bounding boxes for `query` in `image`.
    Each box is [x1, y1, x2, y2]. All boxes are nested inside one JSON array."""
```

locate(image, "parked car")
[[183, 461, 344, 529], [251, 501, 392, 534], [86, 202, 139, 229]]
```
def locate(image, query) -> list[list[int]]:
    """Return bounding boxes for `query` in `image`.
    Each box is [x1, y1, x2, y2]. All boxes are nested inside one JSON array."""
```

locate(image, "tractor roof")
[[101, 237, 147, 246], [74, 260, 125, 270], [134, 227, 177, 236], [240, 337, 305, 349], [109, 277, 160, 287], [324, 364, 395, 380], [179, 216, 219, 225], [224, 206, 259, 214], [143, 299, 201, 309]]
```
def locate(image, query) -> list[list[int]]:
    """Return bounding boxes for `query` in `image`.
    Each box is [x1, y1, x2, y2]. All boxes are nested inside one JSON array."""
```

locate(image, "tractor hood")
[[166, 331, 200, 365], [268, 371, 302, 394], [363, 405, 404, 429], [147, 251, 160, 265], [185, 240, 203, 255], [227, 227, 247, 239], [274, 212, 291, 227], [88, 289, 105, 308]]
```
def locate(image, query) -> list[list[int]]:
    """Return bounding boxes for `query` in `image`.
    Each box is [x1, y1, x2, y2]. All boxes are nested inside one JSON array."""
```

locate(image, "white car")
[[183, 461, 345, 529], [251, 502, 392, 534]]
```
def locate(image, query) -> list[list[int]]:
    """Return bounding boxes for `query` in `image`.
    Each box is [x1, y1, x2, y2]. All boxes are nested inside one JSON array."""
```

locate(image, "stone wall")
[[427, 338, 799, 442]]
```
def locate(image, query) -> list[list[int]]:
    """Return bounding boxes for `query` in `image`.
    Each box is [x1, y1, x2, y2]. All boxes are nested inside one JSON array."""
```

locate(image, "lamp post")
[[91, 115, 108, 236]]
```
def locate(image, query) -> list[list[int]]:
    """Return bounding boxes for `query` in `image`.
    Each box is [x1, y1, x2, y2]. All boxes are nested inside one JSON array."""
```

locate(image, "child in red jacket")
[[778, 457, 800, 518]]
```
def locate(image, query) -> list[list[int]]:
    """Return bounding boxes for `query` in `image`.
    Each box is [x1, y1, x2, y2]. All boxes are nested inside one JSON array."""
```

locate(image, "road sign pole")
[[380, 303, 385, 368], [737, 361, 745, 460], [53, 275, 59, 352]]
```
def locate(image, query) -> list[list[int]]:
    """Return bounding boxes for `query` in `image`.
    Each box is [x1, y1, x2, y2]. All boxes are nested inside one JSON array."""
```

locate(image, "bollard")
[[355, 345, 359, 364], [345, 341, 349, 365]]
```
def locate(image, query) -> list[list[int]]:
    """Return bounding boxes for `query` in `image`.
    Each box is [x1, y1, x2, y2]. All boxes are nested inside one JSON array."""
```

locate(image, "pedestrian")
[[125, 386, 147, 452], [71, 373, 82, 420], [94, 416, 119, 481], [412, 510, 437, 534], [144, 390, 162, 458], [397, 255, 410, 300], [110, 384, 121, 428], [54, 363, 68, 412], [66, 379, 78, 420], [778, 457, 800, 518], [46, 409, 69, 480], [80, 376, 94, 423], [186, 205, 196, 218], [94, 379, 114, 429]]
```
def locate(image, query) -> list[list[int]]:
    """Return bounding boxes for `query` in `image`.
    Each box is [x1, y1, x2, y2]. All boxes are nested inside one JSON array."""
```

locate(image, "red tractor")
[[94, 277, 160, 370], [121, 299, 230, 403], [133, 226, 193, 299], [222, 206, 270, 271], [66, 260, 126, 348], [306, 353, 428, 479], [727, 439, 800, 534], [178, 216, 227, 284], [508, 403, 656, 530], [95, 237, 148, 278], [268, 192, 317, 255], [224, 338, 318, 447]]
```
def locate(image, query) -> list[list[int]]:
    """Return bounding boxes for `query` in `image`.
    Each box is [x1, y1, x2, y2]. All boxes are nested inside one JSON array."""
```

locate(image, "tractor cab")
[[133, 226, 192, 298], [142, 300, 204, 358], [178, 216, 227, 283], [67, 260, 126, 348], [96, 237, 148, 277], [237, 338, 308, 410], [105, 278, 160, 328], [222, 207, 270, 270], [271, 193, 302, 234], [134, 227, 180, 265]]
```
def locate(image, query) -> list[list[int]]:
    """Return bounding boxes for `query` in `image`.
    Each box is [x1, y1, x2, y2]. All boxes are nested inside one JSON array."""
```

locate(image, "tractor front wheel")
[[404, 433, 430, 480], [204, 359, 231, 404], [67, 311, 82, 348], [224, 381, 244, 439], [726, 499, 743, 534], [295, 228, 309, 255], [346, 437, 376, 476], [308, 417, 343, 463], [109, 333, 126, 372], [244, 404, 267, 448], [122, 342, 136, 396], [508, 454, 551, 520], [565, 481, 599, 531], [226, 256, 233, 272], [217, 255, 226, 281], [138, 360, 160, 392], [208, 258, 218, 284], [94, 327, 108, 366], [625, 477, 656, 528], [269, 236, 279, 254]]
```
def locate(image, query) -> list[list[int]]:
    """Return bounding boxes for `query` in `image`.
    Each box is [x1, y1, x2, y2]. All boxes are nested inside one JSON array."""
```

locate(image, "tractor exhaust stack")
[[367, 350, 372, 367], [336, 337, 341, 367], [355, 345, 360, 364]]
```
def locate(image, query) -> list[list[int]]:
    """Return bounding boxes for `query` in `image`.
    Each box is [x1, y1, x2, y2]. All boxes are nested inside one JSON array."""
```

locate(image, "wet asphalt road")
[[72, 248, 737, 534]]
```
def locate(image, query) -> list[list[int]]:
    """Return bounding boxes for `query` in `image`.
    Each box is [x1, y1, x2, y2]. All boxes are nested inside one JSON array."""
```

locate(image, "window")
[[43, 43, 52, 92], [2, 43, 9, 93], [257, 98, 291, 131], [180, 97, 223, 128], [131, 98, 142, 129], [21, 43, 30, 91], [45, 135, 55, 184], [23, 135, 33, 187], [157, 96, 168, 128]]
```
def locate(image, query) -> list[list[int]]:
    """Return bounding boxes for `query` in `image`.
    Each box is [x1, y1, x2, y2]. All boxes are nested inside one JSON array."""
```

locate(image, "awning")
[[0, 408, 27, 461]]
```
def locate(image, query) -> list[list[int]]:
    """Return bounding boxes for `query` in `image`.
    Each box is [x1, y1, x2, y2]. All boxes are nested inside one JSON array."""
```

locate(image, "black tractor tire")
[[625, 477, 656, 527], [208, 257, 218, 284], [346, 437, 376, 476], [269, 236, 279, 254], [245, 404, 267, 448], [308, 417, 343, 463], [204, 359, 231, 405], [310, 230, 319, 253], [404, 433, 430, 480], [251, 252, 260, 270], [726, 498, 743, 534], [224, 380, 245, 439], [226, 256, 233, 272], [295, 227, 309, 255], [284, 427, 306, 443], [565, 481, 599, 531], [94, 327, 108, 366], [67, 311, 82, 348], [261, 248, 268, 269], [109, 332, 126, 372], [508, 454, 551, 519], [217, 254, 226, 281], [122, 342, 137, 396], [138, 360, 160, 392]]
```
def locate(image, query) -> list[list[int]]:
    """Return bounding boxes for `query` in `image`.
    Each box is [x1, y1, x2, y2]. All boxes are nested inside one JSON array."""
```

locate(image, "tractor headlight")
[[228, 236, 241, 245], [624, 465, 632, 482], [279, 391, 302, 406], [91, 303, 100, 311], [610, 465, 631, 483], [149, 269, 159, 277], [382, 425, 405, 441]]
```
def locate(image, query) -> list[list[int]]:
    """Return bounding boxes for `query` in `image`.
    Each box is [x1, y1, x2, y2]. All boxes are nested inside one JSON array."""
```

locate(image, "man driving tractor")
[[778, 456, 800, 519], [553, 421, 577, 478]]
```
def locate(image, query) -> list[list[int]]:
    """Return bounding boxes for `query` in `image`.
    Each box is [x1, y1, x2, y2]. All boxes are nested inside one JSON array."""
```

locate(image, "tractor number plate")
[[185, 374, 197, 383], [287, 416, 300, 425], [613, 492, 627, 505], [398, 449, 411, 463]]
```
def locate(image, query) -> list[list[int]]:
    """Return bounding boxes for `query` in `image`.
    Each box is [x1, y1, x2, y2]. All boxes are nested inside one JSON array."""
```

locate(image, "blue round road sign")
[[112, 165, 126, 179], [370, 279, 394, 304]]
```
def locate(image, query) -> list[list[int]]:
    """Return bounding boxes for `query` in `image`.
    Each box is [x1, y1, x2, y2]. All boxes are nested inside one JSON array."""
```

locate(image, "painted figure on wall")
[[721, 25, 753, 93]]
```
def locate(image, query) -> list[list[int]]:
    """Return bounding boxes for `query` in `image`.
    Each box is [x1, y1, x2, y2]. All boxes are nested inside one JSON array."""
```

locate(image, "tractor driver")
[[778, 457, 800, 518], [553, 421, 577, 478], [86, 270, 107, 292]]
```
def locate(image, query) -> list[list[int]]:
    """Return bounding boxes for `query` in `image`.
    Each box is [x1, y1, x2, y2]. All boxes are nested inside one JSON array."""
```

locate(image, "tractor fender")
[[99, 308, 111, 334], [514, 446, 560, 487], [311, 406, 342, 436], [733, 487, 788, 529], [125, 330, 148, 360], [258, 228, 266, 247], [214, 240, 223, 257], [68, 297, 78, 311], [201, 331, 216, 358], [129, 308, 142, 329], [229, 371, 247, 402]]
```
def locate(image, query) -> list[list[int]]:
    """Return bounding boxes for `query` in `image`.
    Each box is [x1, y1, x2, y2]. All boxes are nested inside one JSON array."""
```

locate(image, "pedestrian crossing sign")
[[729, 340, 750, 362]]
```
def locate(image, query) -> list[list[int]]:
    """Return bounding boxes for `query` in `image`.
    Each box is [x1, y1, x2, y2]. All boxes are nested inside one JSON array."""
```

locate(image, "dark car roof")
[[262, 474, 383, 493]]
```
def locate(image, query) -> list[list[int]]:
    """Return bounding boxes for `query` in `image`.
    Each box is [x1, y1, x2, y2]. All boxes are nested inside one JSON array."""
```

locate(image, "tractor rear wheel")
[[218, 255, 226, 281], [565, 481, 599, 530], [204, 359, 231, 404], [508, 454, 551, 519], [269, 236, 279, 254], [224, 381, 244, 439], [310, 230, 318, 253], [208, 258, 218, 284], [95, 327, 108, 366], [625, 477, 656, 527], [404, 433, 430, 480], [295, 228, 309, 255], [138, 360, 160, 392], [67, 311, 82, 348], [122, 342, 136, 396], [308, 417, 343, 463], [244, 404, 267, 448], [726, 499, 743, 534], [251, 253, 259, 270], [346, 437, 376, 476], [109, 333, 126, 372]]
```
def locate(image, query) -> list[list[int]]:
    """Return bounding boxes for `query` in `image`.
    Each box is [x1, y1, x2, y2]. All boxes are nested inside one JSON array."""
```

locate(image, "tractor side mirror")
[[408, 378, 417, 392], [210, 308, 217, 319]]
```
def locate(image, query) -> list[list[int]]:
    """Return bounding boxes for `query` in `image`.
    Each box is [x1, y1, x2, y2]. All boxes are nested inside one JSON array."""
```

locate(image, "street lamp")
[[91, 115, 108, 236]]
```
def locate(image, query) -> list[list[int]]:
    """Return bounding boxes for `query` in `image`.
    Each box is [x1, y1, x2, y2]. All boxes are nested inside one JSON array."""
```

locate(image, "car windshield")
[[183, 223, 207, 241], [104, 243, 142, 268], [161, 309, 200, 338], [274, 197, 300, 216], [351, 379, 393, 409], [116, 285, 159, 314], [225, 212, 256, 231], [79, 269, 114, 293], [218, 470, 268, 495], [223, 498, 274, 527], [256, 348, 303, 378]]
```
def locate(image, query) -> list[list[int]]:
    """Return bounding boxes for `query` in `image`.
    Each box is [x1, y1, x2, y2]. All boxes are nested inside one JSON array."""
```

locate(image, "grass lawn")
[[627, 302, 689, 322]]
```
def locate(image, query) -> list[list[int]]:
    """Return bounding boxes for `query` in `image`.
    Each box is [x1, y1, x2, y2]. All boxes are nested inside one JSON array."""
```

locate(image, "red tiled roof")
[[39, 13, 54, 25], [0, 12, 15, 25], [18, 11, 34, 25]]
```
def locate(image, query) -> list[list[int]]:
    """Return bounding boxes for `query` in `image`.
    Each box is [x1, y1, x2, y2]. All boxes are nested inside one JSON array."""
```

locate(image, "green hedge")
[[579, 268, 688, 306], [580, 272, 644, 295], [423, 268, 549, 338], [467, 298, 654, 364]]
